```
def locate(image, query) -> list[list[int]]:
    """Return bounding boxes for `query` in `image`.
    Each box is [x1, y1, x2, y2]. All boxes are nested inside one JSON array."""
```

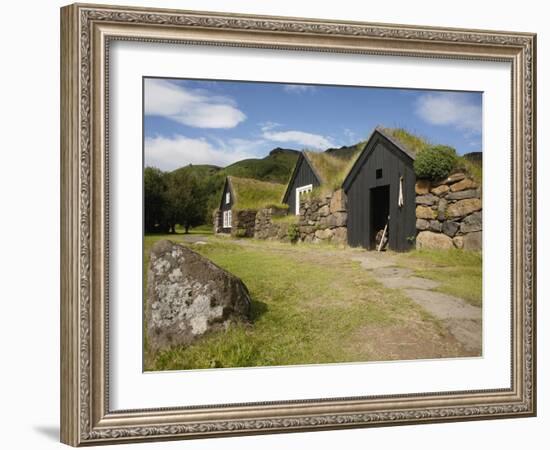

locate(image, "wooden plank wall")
[[346, 138, 416, 251]]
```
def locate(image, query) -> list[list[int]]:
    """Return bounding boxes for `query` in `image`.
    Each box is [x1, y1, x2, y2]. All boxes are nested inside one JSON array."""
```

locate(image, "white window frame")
[[295, 184, 313, 215], [227, 210, 232, 228], [225, 192, 230, 204]]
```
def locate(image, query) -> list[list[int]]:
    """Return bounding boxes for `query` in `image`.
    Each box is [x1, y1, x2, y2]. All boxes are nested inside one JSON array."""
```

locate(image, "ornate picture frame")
[[60, 3, 536, 446]]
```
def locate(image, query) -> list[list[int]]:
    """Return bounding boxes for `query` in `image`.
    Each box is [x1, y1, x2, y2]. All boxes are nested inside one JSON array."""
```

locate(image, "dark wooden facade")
[[218, 177, 234, 233], [282, 153, 322, 215], [343, 128, 416, 252]]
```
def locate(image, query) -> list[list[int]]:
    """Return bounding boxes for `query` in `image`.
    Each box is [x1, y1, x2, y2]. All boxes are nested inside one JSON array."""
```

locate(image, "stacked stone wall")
[[415, 173, 482, 251]]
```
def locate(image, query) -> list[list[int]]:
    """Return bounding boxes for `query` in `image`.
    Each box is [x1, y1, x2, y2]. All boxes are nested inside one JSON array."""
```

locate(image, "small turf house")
[[217, 176, 286, 235], [282, 151, 357, 215], [343, 127, 417, 251]]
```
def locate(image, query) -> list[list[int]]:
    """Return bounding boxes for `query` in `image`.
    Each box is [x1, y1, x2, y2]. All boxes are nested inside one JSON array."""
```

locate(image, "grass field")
[[143, 234, 478, 371]]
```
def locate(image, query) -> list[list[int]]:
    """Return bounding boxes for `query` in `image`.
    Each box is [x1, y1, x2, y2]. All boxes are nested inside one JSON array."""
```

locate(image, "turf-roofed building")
[[216, 176, 286, 236], [282, 149, 362, 215]]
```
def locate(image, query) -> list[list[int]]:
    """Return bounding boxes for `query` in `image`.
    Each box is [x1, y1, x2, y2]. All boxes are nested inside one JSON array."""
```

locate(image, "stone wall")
[[253, 190, 348, 245], [212, 209, 222, 234], [254, 207, 292, 242], [231, 209, 257, 238], [297, 189, 347, 244], [415, 173, 482, 251]]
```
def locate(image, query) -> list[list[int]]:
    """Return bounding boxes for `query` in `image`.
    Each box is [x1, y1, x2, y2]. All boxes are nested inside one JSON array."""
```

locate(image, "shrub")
[[414, 145, 458, 180], [287, 223, 300, 243]]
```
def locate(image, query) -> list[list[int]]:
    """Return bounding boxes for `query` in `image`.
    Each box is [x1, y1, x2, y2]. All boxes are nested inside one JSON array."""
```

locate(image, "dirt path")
[[351, 253, 482, 353]]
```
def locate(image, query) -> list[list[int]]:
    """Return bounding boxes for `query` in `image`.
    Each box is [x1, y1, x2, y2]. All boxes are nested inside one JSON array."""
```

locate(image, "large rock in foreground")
[[146, 240, 251, 351]]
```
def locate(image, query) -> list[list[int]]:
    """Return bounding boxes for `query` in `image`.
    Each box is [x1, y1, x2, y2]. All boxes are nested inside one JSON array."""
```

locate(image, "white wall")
[[0, 1, 546, 449]]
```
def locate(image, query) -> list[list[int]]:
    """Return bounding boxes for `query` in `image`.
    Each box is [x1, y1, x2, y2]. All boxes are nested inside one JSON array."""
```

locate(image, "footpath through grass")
[[143, 234, 472, 371], [397, 249, 482, 307]]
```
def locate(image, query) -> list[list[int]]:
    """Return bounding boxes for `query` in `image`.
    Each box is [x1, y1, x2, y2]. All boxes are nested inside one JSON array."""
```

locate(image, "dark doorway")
[[370, 185, 390, 248]]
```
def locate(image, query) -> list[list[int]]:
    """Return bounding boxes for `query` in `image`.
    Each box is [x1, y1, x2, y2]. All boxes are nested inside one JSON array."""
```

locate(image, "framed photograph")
[[60, 3, 536, 446]]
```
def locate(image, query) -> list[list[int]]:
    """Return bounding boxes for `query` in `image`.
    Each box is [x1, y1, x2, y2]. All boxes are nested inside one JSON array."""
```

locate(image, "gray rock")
[[318, 205, 330, 217], [416, 218, 430, 231], [332, 227, 347, 244], [146, 240, 251, 351], [330, 189, 347, 213], [437, 198, 448, 221], [442, 221, 460, 237], [321, 212, 347, 228], [446, 189, 480, 201], [429, 220, 442, 232], [416, 194, 439, 206], [463, 231, 482, 251], [447, 198, 482, 219], [460, 211, 482, 233], [445, 172, 466, 184], [315, 228, 334, 240]]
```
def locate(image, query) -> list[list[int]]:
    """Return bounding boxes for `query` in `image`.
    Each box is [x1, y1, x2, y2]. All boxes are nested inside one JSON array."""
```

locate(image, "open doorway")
[[370, 185, 390, 249]]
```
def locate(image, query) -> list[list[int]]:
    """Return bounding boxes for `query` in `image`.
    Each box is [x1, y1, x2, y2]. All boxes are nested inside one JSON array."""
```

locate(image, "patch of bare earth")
[[348, 322, 478, 362]]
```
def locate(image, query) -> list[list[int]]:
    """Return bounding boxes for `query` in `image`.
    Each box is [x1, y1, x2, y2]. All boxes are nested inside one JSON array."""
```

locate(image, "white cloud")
[[144, 135, 258, 171], [144, 79, 246, 129], [259, 121, 281, 132], [262, 130, 334, 150], [415, 93, 482, 134], [282, 84, 316, 94]]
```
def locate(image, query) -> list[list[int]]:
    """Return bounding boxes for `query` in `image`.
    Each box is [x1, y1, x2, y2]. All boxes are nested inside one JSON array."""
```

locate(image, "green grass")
[[398, 249, 482, 307], [304, 149, 361, 191], [223, 148, 299, 184], [229, 176, 288, 211], [143, 236, 433, 371], [174, 224, 213, 235], [381, 127, 431, 156], [271, 214, 299, 224], [456, 156, 483, 183]]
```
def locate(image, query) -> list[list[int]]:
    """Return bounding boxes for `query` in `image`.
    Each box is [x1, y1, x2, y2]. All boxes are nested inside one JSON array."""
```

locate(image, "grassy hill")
[[223, 148, 299, 184]]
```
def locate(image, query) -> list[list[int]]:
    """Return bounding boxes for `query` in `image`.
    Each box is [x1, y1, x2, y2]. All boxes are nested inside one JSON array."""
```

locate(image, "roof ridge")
[[374, 126, 417, 160], [302, 151, 325, 184]]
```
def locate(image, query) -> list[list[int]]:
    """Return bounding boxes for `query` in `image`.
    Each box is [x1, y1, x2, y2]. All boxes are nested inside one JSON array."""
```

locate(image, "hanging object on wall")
[[398, 176, 404, 208]]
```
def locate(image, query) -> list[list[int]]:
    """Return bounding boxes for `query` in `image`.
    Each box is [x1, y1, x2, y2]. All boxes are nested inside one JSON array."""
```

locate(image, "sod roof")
[[303, 145, 364, 190], [228, 176, 287, 211], [377, 126, 429, 158]]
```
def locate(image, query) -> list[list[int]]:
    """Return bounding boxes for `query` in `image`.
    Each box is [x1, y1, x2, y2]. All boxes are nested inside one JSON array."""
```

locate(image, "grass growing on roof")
[[230, 176, 287, 211], [304, 144, 363, 192], [456, 156, 483, 183], [381, 127, 431, 156]]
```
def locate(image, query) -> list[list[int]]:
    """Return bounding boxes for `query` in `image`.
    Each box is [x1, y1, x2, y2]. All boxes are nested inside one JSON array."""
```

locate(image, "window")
[[376, 168, 383, 179], [295, 184, 313, 215], [223, 210, 232, 228], [227, 210, 232, 228], [225, 192, 231, 204]]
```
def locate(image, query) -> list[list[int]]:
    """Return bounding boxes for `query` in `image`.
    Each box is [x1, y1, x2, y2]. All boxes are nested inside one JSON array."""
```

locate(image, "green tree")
[[166, 170, 208, 233], [144, 167, 169, 233]]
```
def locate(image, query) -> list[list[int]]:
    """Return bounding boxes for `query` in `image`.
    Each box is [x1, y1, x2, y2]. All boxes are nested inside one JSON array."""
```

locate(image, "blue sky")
[[144, 78, 482, 171]]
